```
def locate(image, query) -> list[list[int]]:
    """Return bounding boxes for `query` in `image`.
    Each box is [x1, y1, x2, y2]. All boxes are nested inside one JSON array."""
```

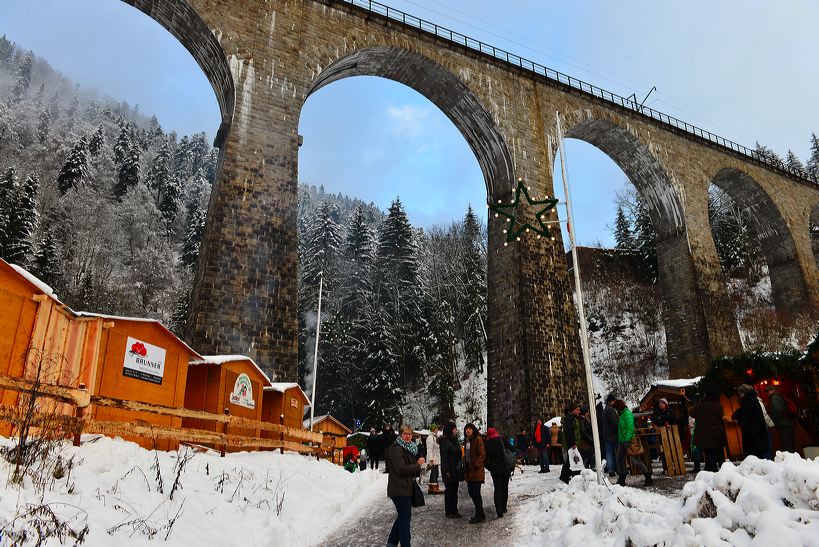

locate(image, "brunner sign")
[[123, 337, 166, 385]]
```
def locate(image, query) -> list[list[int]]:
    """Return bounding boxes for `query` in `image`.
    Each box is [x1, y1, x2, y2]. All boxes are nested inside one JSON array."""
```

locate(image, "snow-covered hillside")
[[0, 436, 385, 546]]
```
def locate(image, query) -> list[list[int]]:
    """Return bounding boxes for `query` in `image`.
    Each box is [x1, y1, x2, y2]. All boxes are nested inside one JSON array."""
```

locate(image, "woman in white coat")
[[426, 424, 442, 494]]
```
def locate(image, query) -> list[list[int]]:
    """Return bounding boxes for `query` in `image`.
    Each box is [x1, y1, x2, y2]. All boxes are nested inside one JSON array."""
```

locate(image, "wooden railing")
[[0, 373, 323, 456]]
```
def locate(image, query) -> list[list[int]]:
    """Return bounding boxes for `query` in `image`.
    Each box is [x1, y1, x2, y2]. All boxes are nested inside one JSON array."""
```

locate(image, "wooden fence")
[[634, 425, 687, 476], [0, 372, 323, 456]]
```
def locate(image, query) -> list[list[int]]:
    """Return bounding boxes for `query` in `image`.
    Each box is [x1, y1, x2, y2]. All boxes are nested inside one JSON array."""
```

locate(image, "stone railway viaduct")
[[122, 0, 819, 433]]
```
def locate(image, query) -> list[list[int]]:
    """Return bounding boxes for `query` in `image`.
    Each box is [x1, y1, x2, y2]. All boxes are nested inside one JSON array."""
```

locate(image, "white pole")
[[309, 272, 324, 432], [555, 111, 603, 484]]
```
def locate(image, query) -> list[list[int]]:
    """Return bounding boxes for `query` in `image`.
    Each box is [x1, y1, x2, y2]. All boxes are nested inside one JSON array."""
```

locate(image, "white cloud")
[[386, 104, 431, 137]]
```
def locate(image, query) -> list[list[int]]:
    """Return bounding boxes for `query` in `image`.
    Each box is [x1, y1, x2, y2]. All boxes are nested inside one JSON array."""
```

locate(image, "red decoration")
[[130, 342, 147, 357]]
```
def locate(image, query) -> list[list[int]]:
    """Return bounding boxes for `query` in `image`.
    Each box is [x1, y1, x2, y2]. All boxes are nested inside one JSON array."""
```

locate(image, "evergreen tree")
[[302, 201, 343, 305], [159, 174, 181, 223], [807, 133, 819, 180], [181, 208, 206, 272], [5, 173, 39, 264], [337, 205, 374, 318], [785, 150, 806, 175], [375, 198, 418, 300], [460, 206, 487, 373], [754, 142, 784, 168], [146, 140, 172, 203], [113, 123, 132, 165], [170, 292, 190, 337], [37, 108, 51, 143], [614, 205, 634, 254], [56, 136, 89, 194], [0, 167, 15, 258], [633, 197, 657, 283], [66, 95, 80, 118], [7, 53, 32, 105], [88, 125, 105, 156], [30, 225, 64, 290], [114, 144, 140, 198]]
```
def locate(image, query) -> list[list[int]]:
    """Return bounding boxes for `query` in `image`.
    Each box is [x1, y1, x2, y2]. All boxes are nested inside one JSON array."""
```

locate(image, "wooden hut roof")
[[639, 376, 702, 409], [75, 311, 203, 360], [263, 382, 310, 405], [189, 355, 272, 385]]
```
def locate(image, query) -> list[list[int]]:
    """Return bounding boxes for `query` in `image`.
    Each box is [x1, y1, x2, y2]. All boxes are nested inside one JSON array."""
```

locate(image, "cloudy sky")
[[2, 0, 817, 246]]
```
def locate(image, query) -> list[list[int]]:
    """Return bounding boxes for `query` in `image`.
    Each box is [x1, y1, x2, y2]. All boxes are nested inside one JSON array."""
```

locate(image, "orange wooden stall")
[[183, 356, 271, 451], [0, 260, 104, 434], [261, 383, 310, 437], [82, 313, 201, 451]]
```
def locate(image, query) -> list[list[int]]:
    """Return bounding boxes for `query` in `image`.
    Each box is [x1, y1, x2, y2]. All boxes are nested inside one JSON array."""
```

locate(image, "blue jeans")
[[538, 447, 550, 470], [388, 496, 412, 546], [604, 441, 618, 473]]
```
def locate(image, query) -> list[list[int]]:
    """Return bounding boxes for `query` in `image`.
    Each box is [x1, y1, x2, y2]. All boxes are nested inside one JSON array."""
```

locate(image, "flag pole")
[[308, 272, 324, 432], [555, 111, 603, 484]]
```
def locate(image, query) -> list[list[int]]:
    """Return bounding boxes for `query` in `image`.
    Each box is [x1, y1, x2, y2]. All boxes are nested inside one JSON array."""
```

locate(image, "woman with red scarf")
[[532, 418, 550, 473]]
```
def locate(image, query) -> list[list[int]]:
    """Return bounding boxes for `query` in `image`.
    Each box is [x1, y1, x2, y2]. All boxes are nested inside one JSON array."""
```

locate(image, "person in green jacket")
[[613, 400, 652, 487]]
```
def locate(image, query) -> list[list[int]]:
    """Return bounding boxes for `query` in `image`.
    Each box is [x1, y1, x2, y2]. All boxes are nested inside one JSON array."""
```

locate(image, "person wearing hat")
[[732, 384, 769, 459], [689, 385, 727, 472], [602, 394, 620, 477], [559, 402, 583, 484], [765, 385, 795, 453]]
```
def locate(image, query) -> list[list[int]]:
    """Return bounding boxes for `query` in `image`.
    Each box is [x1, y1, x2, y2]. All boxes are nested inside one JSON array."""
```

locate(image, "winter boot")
[[617, 474, 626, 487], [644, 473, 653, 486], [428, 483, 441, 495]]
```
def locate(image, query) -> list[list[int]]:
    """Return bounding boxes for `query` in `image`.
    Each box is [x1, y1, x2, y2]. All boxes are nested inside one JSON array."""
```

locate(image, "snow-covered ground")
[[516, 453, 819, 546], [0, 435, 385, 546]]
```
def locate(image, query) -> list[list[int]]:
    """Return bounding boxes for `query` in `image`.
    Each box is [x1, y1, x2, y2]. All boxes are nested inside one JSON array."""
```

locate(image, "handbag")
[[411, 479, 425, 508], [567, 446, 584, 472], [626, 436, 644, 457]]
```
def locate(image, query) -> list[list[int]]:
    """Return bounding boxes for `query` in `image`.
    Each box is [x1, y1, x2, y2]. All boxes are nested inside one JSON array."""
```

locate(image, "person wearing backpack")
[[484, 427, 510, 519], [766, 386, 796, 452]]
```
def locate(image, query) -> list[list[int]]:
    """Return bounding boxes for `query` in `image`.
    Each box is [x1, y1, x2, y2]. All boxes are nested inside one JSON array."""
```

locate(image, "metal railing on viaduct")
[[336, 0, 817, 187]]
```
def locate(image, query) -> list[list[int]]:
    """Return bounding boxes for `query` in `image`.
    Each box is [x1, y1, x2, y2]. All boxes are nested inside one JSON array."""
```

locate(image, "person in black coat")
[[531, 419, 550, 472], [731, 384, 769, 459], [367, 428, 382, 470], [484, 427, 510, 518], [382, 424, 398, 472], [438, 421, 463, 519]]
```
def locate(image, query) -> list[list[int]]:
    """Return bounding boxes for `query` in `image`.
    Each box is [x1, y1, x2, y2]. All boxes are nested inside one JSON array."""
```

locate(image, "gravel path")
[[320, 466, 555, 546]]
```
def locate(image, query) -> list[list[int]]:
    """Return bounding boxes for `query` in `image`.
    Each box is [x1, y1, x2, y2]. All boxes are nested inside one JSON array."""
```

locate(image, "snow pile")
[[518, 453, 819, 546], [0, 435, 385, 546]]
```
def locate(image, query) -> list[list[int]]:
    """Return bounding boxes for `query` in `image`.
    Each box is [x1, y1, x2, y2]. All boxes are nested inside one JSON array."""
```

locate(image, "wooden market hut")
[[640, 377, 743, 459], [304, 414, 351, 463], [183, 355, 271, 450], [261, 382, 310, 435], [80, 312, 202, 451], [0, 260, 106, 434]]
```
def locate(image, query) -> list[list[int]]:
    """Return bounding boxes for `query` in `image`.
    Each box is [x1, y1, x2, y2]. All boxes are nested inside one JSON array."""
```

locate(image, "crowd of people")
[[364, 384, 803, 546]]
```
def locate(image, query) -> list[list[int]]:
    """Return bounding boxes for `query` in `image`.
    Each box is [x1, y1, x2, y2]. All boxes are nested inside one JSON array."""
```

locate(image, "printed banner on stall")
[[229, 373, 255, 409], [123, 337, 166, 385]]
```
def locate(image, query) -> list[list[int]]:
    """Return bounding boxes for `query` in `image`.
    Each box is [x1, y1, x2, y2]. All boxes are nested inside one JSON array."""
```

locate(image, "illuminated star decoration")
[[489, 178, 559, 245]]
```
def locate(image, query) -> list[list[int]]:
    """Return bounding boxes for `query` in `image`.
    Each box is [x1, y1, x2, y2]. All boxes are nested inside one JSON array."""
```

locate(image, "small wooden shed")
[[183, 355, 271, 450], [305, 414, 351, 459], [0, 260, 105, 434], [80, 312, 201, 451], [261, 383, 310, 435]]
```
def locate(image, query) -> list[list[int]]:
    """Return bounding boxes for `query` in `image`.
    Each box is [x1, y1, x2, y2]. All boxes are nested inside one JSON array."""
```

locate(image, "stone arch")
[[120, 0, 234, 147], [304, 46, 515, 199], [711, 168, 811, 312], [559, 114, 737, 377]]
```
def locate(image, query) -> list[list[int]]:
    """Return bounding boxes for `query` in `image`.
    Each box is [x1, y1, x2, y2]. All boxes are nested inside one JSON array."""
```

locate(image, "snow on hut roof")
[[9, 263, 58, 300], [654, 377, 702, 388], [73, 311, 203, 360], [263, 382, 310, 405], [545, 416, 561, 427], [303, 414, 352, 434], [189, 355, 273, 386]]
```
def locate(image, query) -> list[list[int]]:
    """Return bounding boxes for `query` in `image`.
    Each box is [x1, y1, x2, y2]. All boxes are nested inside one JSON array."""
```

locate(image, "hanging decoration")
[[488, 178, 559, 245]]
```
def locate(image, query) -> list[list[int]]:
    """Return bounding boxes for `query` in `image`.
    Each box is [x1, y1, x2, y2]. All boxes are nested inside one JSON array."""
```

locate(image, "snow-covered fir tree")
[[30, 224, 64, 291], [114, 143, 140, 198], [56, 136, 89, 194]]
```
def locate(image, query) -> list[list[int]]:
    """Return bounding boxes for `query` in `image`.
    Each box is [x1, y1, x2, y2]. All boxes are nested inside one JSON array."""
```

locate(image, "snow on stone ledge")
[[517, 453, 819, 546], [655, 376, 703, 389], [10, 263, 57, 299]]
